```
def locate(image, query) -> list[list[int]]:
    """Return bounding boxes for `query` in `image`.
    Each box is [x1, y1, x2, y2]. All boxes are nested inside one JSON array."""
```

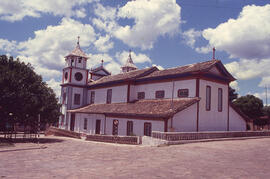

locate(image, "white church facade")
[[58, 40, 248, 136]]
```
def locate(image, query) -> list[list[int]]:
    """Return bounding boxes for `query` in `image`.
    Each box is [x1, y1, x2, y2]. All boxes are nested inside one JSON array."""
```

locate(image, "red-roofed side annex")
[[58, 40, 247, 136]]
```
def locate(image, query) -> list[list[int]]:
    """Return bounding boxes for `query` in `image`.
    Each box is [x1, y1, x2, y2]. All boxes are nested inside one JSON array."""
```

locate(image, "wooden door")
[[95, 120, 101, 134], [70, 114, 75, 131], [144, 122, 152, 136]]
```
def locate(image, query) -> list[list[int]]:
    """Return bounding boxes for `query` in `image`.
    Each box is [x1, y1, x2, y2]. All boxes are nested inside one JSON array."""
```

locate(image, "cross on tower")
[[77, 36, 80, 45], [212, 47, 216, 60], [129, 49, 132, 58]]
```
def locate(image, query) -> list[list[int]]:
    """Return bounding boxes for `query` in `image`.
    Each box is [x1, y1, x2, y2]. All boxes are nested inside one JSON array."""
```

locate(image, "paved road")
[[1, 136, 270, 178]]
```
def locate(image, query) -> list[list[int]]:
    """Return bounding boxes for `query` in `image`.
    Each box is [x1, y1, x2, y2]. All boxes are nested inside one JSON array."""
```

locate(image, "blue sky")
[[0, 0, 270, 104]]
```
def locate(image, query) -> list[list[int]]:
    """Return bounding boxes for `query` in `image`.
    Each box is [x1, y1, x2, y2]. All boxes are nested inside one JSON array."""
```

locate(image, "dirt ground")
[[1, 136, 270, 179]]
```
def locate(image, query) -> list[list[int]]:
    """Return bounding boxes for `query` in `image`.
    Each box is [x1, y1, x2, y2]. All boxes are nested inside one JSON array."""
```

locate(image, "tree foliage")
[[229, 86, 238, 102], [233, 94, 263, 119], [256, 106, 270, 126], [262, 106, 270, 117], [0, 55, 60, 130]]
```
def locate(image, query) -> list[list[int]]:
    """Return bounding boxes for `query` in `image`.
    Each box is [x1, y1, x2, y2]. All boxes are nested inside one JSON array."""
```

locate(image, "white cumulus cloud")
[[0, 39, 18, 53], [17, 18, 96, 78], [115, 51, 152, 65], [225, 59, 270, 93], [105, 61, 121, 75], [92, 0, 181, 50], [94, 35, 114, 52], [230, 81, 240, 91], [225, 59, 270, 80], [0, 0, 95, 22], [201, 4, 270, 60], [46, 78, 61, 97], [87, 53, 114, 69], [182, 28, 201, 48], [0, 18, 98, 97]]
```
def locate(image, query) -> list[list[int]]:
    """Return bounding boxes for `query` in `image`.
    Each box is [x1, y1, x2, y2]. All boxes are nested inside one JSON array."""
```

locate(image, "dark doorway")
[[112, 120, 119, 135], [95, 120, 101, 134], [144, 122, 152, 136], [127, 121, 133, 136], [70, 114, 75, 131]]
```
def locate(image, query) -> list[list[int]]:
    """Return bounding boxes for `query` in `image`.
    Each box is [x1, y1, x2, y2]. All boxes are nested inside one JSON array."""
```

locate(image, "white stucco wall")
[[72, 114, 164, 136], [71, 68, 88, 85], [229, 106, 246, 131], [198, 79, 228, 131], [105, 117, 164, 136], [74, 58, 86, 69], [71, 87, 84, 109], [66, 57, 86, 69], [88, 85, 128, 104], [74, 113, 105, 134], [131, 79, 196, 101], [129, 84, 136, 101], [172, 103, 197, 132], [63, 68, 70, 84]]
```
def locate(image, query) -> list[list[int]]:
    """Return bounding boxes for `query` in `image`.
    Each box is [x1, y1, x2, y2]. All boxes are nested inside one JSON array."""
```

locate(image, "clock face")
[[75, 72, 83, 81], [64, 72, 68, 80]]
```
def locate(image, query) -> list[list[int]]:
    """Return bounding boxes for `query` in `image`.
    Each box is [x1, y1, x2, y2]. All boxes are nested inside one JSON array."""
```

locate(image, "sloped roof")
[[90, 65, 111, 75], [68, 98, 200, 119], [65, 42, 88, 59], [137, 60, 235, 82], [88, 66, 158, 87]]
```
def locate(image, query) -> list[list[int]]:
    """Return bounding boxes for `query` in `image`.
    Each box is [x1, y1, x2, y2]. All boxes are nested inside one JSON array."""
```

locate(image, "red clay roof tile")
[[88, 66, 158, 87], [68, 97, 200, 119]]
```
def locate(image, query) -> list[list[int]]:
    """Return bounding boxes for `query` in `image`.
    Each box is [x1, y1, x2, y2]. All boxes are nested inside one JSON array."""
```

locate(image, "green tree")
[[229, 86, 238, 102], [0, 55, 60, 131], [263, 106, 270, 117], [258, 106, 270, 127], [233, 94, 263, 119]]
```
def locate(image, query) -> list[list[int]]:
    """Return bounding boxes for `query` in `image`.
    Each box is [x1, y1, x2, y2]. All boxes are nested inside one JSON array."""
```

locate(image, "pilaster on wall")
[[227, 85, 230, 131], [196, 78, 200, 132], [67, 87, 73, 110], [127, 83, 130, 102], [83, 88, 88, 105]]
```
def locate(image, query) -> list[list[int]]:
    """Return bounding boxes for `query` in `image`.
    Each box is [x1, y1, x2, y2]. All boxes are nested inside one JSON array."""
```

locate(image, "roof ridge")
[[89, 66, 155, 86]]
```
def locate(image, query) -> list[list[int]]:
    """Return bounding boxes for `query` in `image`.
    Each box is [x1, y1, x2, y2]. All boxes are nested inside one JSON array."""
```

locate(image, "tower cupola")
[[65, 36, 88, 68], [121, 50, 138, 73], [62, 37, 89, 85]]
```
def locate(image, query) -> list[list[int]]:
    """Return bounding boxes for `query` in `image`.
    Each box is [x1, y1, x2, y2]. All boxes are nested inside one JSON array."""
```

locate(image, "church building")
[[59, 39, 248, 136]]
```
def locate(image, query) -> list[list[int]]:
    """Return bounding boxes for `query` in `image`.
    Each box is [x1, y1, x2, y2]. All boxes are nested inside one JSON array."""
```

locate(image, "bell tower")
[[62, 36, 89, 85], [59, 37, 89, 129]]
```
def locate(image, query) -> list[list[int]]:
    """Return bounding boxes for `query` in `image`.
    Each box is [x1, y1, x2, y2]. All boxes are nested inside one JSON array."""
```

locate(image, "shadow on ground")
[[0, 137, 64, 145]]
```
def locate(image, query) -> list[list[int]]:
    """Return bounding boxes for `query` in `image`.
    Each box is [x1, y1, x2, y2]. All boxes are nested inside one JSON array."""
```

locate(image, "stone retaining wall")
[[152, 131, 270, 141], [86, 134, 141, 145], [45, 127, 81, 139]]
